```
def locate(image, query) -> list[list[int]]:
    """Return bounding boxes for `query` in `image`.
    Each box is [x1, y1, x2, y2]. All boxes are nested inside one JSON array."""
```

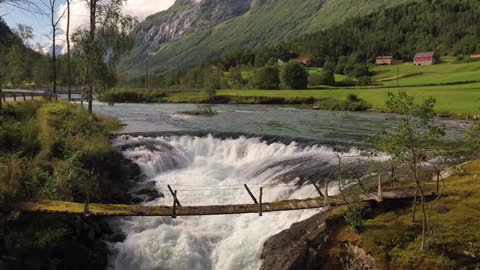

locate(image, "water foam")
[[109, 135, 368, 270]]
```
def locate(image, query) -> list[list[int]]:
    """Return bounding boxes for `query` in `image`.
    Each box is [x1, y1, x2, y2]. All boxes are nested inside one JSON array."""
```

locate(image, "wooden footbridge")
[[11, 186, 424, 218]]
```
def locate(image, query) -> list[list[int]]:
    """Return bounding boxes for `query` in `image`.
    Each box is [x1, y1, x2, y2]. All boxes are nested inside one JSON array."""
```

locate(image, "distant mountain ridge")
[[121, 0, 419, 78]]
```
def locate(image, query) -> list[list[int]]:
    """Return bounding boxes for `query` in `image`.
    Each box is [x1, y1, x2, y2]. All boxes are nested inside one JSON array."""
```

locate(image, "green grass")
[[161, 83, 480, 114], [372, 58, 480, 87], [354, 160, 480, 269]]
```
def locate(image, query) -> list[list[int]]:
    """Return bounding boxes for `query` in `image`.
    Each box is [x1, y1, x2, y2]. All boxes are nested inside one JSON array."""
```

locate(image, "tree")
[[39, 0, 65, 94], [5, 45, 26, 87], [77, 0, 136, 113], [371, 91, 445, 250], [309, 69, 335, 86], [251, 66, 280, 90], [280, 62, 308, 89], [14, 24, 33, 48], [66, 0, 72, 100]]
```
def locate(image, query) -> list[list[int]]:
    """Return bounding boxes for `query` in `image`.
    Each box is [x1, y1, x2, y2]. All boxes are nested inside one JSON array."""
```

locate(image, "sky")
[[0, 0, 176, 51]]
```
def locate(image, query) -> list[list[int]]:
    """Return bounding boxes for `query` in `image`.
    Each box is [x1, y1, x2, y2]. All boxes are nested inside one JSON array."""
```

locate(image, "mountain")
[[0, 18, 22, 48], [135, 0, 254, 47], [121, 0, 418, 78]]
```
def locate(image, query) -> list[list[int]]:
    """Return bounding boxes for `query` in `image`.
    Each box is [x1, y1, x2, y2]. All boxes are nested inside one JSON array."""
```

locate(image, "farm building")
[[414, 52, 439, 66], [376, 56, 394, 65], [471, 54, 480, 59], [294, 58, 310, 66]]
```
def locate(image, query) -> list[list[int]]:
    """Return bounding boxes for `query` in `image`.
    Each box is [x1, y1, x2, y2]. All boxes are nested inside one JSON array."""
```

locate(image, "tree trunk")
[[88, 0, 97, 114], [51, 3, 57, 94], [66, 0, 71, 101], [412, 180, 419, 222]]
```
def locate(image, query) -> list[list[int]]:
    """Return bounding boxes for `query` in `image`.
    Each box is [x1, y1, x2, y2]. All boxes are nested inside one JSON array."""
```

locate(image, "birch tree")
[[371, 91, 445, 250]]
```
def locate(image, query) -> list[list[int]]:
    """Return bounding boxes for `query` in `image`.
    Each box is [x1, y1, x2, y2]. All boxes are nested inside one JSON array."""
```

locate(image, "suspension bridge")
[[10, 182, 426, 218]]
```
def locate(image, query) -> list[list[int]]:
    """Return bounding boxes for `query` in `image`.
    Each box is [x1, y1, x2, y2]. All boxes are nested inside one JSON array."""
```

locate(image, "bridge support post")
[[377, 175, 383, 202], [84, 200, 90, 217], [22, 94, 26, 101], [324, 179, 330, 209], [244, 184, 258, 204], [168, 185, 182, 207], [258, 187, 263, 216], [172, 190, 177, 219], [31, 93, 34, 100], [13, 94, 16, 102], [310, 179, 324, 198]]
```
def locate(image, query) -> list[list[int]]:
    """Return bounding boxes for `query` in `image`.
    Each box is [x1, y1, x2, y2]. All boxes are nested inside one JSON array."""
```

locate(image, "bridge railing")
[[0, 88, 58, 110]]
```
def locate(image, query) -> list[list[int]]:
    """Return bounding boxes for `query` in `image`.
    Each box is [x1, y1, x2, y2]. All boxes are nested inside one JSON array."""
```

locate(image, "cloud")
[[54, 0, 175, 52]]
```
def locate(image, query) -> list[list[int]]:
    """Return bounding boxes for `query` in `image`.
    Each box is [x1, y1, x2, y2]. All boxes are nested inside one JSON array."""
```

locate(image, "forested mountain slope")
[[121, 0, 418, 78]]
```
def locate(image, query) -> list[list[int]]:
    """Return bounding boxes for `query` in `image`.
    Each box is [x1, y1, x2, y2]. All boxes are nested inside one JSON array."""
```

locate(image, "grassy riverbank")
[[0, 100, 139, 269], [321, 161, 480, 269], [101, 58, 480, 116]]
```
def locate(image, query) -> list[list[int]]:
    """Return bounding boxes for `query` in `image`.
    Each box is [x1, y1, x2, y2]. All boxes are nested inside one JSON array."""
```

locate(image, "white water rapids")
[[108, 135, 371, 270]]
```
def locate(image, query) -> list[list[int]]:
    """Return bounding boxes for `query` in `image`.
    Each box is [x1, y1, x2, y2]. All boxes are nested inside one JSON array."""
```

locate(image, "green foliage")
[[0, 101, 130, 204], [251, 66, 280, 90], [280, 62, 308, 89], [344, 203, 363, 232], [123, 0, 418, 76], [372, 91, 445, 160], [99, 89, 166, 104], [309, 69, 335, 86]]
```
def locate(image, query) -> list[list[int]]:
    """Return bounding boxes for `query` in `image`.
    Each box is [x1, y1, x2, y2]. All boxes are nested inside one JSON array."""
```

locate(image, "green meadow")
[[214, 58, 480, 114]]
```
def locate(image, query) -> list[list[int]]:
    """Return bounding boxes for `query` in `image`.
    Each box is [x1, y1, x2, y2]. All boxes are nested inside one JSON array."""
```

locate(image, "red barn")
[[376, 56, 394, 65], [414, 52, 439, 66]]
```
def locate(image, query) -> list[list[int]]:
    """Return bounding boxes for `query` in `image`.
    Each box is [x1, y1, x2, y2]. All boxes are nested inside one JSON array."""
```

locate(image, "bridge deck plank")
[[11, 190, 425, 217]]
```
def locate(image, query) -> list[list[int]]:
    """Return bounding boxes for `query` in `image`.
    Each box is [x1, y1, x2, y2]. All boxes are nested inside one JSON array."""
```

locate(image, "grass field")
[[162, 82, 480, 114], [217, 58, 480, 114], [373, 57, 480, 87]]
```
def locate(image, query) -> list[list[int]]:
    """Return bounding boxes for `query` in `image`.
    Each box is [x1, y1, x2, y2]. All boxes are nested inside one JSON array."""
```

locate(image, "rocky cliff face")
[[260, 210, 378, 270], [134, 0, 254, 47]]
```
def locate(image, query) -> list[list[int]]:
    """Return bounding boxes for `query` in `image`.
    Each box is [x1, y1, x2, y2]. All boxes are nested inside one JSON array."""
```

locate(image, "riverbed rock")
[[260, 209, 378, 270]]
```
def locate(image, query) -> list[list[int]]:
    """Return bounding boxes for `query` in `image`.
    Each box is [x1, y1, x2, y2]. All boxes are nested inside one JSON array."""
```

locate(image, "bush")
[[358, 76, 374, 86], [99, 89, 166, 104], [309, 70, 336, 86], [251, 65, 280, 89], [280, 62, 308, 89]]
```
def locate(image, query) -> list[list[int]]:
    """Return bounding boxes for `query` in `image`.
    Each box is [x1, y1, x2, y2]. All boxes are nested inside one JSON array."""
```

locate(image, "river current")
[[92, 103, 466, 270]]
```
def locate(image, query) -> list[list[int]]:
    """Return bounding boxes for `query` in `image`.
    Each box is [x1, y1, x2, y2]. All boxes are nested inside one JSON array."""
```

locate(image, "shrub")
[[310, 70, 335, 86], [280, 62, 308, 89], [358, 76, 374, 86], [251, 66, 280, 90]]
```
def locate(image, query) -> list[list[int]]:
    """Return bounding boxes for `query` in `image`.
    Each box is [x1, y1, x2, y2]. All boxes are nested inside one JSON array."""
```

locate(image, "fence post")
[[0, 88, 2, 112], [244, 184, 258, 204], [22, 94, 26, 101], [168, 185, 182, 207], [172, 190, 177, 219], [324, 179, 330, 208], [258, 187, 263, 216], [377, 175, 383, 202], [13, 93, 16, 102]]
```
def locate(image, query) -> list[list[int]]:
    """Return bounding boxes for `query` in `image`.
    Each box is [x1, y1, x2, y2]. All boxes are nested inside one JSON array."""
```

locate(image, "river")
[[91, 103, 467, 270]]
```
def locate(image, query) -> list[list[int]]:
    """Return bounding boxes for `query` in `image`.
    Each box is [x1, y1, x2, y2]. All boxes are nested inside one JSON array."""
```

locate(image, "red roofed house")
[[414, 52, 439, 66], [376, 56, 394, 65], [294, 58, 310, 66]]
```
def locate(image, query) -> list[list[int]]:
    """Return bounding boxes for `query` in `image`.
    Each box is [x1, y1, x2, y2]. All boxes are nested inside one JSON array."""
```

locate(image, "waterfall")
[[108, 135, 372, 270]]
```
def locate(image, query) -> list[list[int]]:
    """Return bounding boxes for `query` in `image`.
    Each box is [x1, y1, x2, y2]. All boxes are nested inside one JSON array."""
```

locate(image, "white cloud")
[[55, 0, 175, 52]]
